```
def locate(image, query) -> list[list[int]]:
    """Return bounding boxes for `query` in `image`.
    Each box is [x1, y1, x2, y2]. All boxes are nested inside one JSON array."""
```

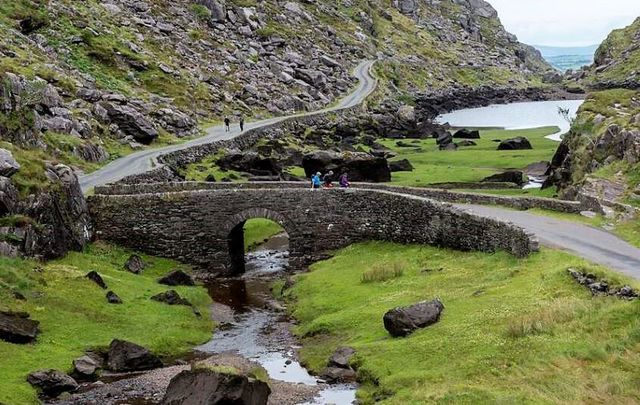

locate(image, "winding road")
[[79, 59, 640, 277], [79, 60, 377, 192]]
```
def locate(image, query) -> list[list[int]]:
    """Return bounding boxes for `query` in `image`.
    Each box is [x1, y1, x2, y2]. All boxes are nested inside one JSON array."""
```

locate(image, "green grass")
[[243, 218, 285, 251], [289, 242, 640, 404], [0, 242, 212, 405], [380, 126, 560, 187]]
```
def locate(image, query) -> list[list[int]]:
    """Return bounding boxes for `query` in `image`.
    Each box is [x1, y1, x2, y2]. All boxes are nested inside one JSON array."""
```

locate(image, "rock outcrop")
[[0, 311, 40, 344], [302, 151, 391, 182]]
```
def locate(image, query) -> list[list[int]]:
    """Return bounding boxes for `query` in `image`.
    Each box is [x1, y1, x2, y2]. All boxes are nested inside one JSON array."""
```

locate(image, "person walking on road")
[[224, 116, 231, 132], [239, 115, 245, 132], [339, 172, 350, 188], [311, 172, 322, 190]]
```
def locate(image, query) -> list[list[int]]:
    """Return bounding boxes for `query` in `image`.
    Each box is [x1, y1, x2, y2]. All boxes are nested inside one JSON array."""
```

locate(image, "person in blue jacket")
[[311, 172, 322, 190]]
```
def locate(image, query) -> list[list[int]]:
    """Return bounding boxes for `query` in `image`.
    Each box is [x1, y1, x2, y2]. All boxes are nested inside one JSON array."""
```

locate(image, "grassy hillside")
[[0, 242, 212, 404], [289, 242, 640, 404]]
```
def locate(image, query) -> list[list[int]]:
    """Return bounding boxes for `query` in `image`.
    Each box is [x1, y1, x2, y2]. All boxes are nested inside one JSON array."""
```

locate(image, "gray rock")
[[0, 311, 40, 344], [124, 254, 146, 274], [158, 270, 195, 286], [196, 0, 226, 22], [482, 170, 525, 185], [328, 346, 356, 369], [151, 290, 192, 306], [106, 339, 162, 372], [27, 369, 78, 398], [162, 368, 271, 405], [72, 355, 99, 380], [0, 176, 19, 214], [383, 299, 444, 337], [100, 102, 158, 144], [320, 367, 357, 384], [0, 149, 20, 177]]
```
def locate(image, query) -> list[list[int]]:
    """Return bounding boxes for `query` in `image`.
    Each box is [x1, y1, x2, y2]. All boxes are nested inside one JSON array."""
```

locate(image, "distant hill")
[[534, 44, 599, 71]]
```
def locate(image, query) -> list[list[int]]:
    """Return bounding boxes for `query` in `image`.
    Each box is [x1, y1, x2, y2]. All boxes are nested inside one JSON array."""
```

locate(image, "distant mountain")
[[534, 44, 599, 71]]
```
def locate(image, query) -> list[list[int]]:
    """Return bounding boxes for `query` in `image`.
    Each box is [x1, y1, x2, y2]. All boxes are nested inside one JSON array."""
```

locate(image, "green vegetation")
[[289, 242, 640, 404], [0, 242, 212, 405], [244, 218, 285, 251], [380, 126, 560, 187]]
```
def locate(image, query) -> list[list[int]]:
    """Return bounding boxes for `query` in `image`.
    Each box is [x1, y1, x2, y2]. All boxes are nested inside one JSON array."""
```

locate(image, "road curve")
[[455, 204, 640, 279], [79, 60, 377, 192]]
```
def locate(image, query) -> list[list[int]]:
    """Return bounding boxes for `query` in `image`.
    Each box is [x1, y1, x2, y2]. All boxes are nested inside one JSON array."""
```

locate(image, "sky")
[[487, 0, 640, 47]]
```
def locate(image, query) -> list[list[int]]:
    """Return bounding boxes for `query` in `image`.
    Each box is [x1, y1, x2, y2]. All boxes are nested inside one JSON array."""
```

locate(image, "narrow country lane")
[[455, 204, 640, 279], [79, 60, 377, 192]]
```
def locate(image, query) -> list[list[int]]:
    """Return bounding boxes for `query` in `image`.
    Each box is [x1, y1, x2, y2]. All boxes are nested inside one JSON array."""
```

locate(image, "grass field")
[[0, 242, 212, 405], [288, 242, 640, 404], [244, 218, 285, 251], [381, 126, 560, 188]]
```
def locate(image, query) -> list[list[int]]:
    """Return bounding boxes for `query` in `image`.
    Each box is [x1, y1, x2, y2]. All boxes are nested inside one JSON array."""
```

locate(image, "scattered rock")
[[383, 299, 444, 337], [453, 129, 480, 139], [158, 270, 195, 286], [482, 170, 525, 185], [106, 339, 163, 372], [328, 346, 356, 369], [389, 159, 414, 172], [580, 211, 598, 219], [151, 290, 192, 306], [106, 291, 123, 304], [124, 254, 146, 274], [568, 268, 638, 299], [27, 369, 78, 398], [0, 311, 40, 344], [162, 368, 271, 405], [85, 271, 108, 289], [497, 137, 533, 150], [320, 367, 357, 384]]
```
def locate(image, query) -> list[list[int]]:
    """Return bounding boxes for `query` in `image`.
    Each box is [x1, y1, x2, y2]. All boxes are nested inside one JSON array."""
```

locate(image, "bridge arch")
[[224, 208, 296, 275]]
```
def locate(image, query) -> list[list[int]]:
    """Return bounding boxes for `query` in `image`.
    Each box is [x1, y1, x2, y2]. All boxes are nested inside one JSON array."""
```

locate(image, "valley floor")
[[288, 242, 640, 404]]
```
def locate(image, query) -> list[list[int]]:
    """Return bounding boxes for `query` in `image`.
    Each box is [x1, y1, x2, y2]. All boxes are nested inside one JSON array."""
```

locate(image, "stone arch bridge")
[[88, 182, 538, 275]]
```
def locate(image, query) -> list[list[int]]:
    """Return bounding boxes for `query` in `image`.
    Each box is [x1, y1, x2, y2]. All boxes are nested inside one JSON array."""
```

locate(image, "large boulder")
[[101, 102, 158, 144], [389, 159, 414, 172], [0, 148, 20, 177], [0, 311, 40, 344], [302, 151, 391, 182], [453, 129, 480, 139], [159, 270, 195, 286], [482, 170, 525, 186], [383, 299, 444, 337], [27, 369, 78, 398], [163, 368, 271, 405], [497, 137, 533, 151], [106, 339, 163, 372], [217, 151, 281, 176]]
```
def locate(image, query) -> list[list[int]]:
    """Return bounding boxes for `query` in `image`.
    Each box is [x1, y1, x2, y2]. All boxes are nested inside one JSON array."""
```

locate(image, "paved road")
[[455, 204, 640, 279], [79, 60, 377, 192]]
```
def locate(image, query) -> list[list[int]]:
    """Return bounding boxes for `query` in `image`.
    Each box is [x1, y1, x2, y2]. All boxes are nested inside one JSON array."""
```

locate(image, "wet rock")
[[0, 310, 40, 344], [72, 355, 100, 380], [27, 369, 78, 398], [497, 137, 533, 150], [158, 270, 195, 286], [453, 129, 480, 139], [302, 150, 390, 182], [106, 291, 123, 304], [320, 367, 357, 384], [106, 339, 162, 372], [0, 149, 20, 177], [328, 346, 356, 369], [163, 368, 271, 405], [482, 170, 525, 185], [85, 271, 108, 289], [151, 290, 192, 306], [389, 159, 414, 172], [383, 299, 444, 337], [124, 254, 146, 274]]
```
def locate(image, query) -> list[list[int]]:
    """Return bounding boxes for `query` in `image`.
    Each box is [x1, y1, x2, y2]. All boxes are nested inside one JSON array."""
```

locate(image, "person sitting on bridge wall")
[[311, 172, 322, 190], [323, 171, 335, 188], [339, 172, 350, 188]]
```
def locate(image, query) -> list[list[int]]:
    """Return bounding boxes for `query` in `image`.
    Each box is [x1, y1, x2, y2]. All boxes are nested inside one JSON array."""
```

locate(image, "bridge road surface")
[[455, 204, 640, 279], [79, 57, 640, 278], [79, 60, 377, 192]]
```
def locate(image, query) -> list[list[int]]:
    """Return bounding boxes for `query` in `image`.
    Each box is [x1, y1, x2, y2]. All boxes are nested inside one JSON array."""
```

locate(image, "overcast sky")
[[487, 0, 640, 47]]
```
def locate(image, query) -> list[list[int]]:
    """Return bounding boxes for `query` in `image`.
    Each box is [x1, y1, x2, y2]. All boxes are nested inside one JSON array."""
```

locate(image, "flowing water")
[[437, 99, 584, 141], [195, 235, 357, 405]]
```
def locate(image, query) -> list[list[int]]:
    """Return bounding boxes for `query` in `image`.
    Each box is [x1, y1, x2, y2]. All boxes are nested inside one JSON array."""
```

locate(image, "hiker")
[[224, 116, 230, 132], [239, 115, 245, 132], [323, 170, 334, 188], [311, 172, 322, 190], [339, 172, 350, 188]]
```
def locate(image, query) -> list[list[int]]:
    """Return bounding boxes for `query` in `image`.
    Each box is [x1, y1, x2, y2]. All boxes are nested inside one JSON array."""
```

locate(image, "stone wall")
[[96, 181, 586, 213], [89, 185, 538, 275]]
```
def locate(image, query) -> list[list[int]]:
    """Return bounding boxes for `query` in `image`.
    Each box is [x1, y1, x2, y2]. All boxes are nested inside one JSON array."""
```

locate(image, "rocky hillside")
[[546, 18, 640, 209]]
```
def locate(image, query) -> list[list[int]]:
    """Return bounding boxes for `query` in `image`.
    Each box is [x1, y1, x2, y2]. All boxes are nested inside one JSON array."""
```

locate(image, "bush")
[[361, 261, 405, 283], [190, 4, 212, 21]]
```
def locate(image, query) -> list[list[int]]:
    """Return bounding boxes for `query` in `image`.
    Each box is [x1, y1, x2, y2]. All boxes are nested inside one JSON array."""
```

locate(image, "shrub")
[[190, 4, 212, 21], [361, 261, 405, 283]]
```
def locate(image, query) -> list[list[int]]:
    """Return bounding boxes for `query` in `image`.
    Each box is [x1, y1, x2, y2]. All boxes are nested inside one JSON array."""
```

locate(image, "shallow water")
[[437, 99, 584, 141], [196, 239, 357, 405]]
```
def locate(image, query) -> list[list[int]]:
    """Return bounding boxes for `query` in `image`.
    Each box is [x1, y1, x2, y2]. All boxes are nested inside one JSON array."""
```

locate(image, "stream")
[[195, 234, 357, 405]]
